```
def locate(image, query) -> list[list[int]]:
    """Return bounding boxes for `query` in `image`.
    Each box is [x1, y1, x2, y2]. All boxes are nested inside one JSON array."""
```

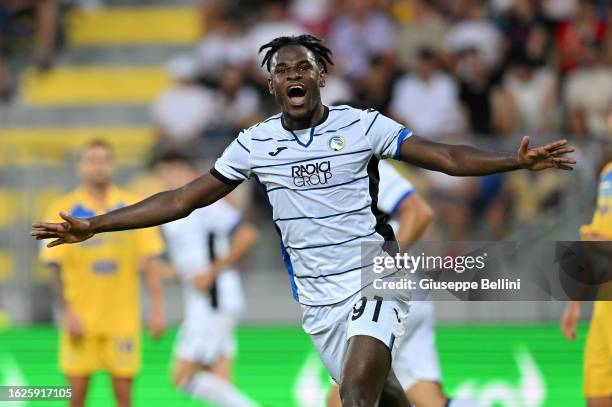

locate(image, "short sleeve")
[[39, 202, 67, 264], [136, 227, 165, 260], [212, 130, 252, 185], [360, 109, 412, 160], [377, 161, 416, 215]]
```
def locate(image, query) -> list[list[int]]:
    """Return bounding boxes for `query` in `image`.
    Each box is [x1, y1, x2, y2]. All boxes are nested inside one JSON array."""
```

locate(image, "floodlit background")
[[0, 0, 611, 405]]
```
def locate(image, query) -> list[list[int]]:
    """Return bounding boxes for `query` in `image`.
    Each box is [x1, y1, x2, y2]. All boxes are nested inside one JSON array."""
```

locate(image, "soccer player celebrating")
[[152, 152, 260, 407], [328, 160, 479, 407], [39, 140, 166, 407], [33, 35, 575, 406], [561, 161, 612, 407]]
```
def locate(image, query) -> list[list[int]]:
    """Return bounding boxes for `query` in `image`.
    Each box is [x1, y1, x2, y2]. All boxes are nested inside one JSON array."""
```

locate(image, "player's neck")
[[281, 104, 327, 131], [83, 183, 109, 204]]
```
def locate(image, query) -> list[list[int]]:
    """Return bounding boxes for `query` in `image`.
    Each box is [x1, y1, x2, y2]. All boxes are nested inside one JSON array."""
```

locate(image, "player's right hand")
[[31, 212, 95, 248], [64, 308, 84, 340], [560, 301, 580, 340]]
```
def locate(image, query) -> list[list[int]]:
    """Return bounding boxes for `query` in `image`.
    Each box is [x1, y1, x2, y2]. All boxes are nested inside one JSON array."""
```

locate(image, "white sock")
[[448, 398, 482, 407], [182, 371, 259, 407]]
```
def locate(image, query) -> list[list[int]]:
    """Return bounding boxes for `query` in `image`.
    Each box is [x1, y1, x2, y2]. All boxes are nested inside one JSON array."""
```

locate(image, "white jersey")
[[213, 105, 412, 305], [162, 199, 245, 323]]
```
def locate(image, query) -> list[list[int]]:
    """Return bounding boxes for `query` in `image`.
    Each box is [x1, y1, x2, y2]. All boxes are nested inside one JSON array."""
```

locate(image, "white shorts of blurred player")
[[302, 287, 411, 383], [392, 301, 441, 390], [174, 313, 238, 365], [174, 271, 245, 365]]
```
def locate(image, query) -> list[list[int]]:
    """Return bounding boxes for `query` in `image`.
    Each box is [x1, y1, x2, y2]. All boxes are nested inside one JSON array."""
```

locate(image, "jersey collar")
[[75, 185, 122, 214], [282, 105, 330, 148]]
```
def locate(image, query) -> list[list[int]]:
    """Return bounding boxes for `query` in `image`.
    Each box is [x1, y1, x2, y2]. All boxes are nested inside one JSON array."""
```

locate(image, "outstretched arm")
[[32, 171, 237, 247], [398, 135, 575, 176]]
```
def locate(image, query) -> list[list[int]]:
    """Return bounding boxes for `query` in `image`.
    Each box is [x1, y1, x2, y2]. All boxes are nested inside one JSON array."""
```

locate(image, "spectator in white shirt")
[[328, 0, 396, 80], [444, 0, 503, 68], [390, 48, 465, 140], [152, 55, 219, 145], [564, 44, 612, 139], [195, 10, 252, 82], [503, 52, 557, 134]]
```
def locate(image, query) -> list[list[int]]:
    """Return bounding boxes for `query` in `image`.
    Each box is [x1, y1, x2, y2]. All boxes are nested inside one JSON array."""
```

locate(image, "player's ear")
[[319, 69, 326, 88], [268, 76, 274, 95]]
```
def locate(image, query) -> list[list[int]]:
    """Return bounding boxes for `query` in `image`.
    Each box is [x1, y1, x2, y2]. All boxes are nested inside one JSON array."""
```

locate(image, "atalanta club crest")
[[328, 136, 346, 152]]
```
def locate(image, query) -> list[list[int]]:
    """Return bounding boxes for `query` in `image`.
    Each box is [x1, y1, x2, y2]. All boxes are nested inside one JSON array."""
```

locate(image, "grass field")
[[0, 323, 588, 406]]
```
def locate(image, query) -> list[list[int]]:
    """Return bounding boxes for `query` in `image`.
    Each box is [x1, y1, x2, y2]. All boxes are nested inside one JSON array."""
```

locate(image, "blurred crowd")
[[155, 0, 612, 144], [153, 0, 612, 240], [0, 0, 67, 101]]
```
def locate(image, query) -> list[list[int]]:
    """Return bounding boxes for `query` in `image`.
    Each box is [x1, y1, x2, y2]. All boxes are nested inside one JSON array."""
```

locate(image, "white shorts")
[[393, 301, 441, 390], [301, 288, 410, 383], [174, 312, 237, 366]]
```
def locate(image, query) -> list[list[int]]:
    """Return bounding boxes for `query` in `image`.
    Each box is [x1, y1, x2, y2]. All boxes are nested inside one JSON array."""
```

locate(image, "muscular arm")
[[91, 172, 236, 233], [398, 135, 575, 176], [32, 171, 238, 247]]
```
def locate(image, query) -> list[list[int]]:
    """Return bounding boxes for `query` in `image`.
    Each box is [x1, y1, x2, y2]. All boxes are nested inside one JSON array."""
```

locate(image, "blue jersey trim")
[[390, 189, 415, 216], [280, 241, 299, 301], [276, 119, 360, 143], [393, 128, 412, 160], [290, 126, 317, 148], [388, 334, 396, 350]]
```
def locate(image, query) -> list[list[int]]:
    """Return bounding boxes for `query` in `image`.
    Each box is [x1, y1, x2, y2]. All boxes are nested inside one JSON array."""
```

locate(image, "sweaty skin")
[[32, 44, 576, 407]]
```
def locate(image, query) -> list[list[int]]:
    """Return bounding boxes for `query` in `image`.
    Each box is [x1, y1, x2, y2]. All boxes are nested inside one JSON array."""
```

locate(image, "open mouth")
[[286, 84, 307, 106]]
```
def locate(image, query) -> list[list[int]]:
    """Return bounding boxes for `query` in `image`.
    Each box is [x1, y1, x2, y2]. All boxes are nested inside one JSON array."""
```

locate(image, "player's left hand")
[[148, 310, 166, 340], [518, 136, 576, 171]]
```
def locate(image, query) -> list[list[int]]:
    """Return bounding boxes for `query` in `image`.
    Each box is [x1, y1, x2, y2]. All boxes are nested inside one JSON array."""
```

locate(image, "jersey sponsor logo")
[[115, 338, 134, 353], [328, 136, 346, 152], [92, 260, 118, 274], [291, 161, 332, 187], [269, 146, 288, 156]]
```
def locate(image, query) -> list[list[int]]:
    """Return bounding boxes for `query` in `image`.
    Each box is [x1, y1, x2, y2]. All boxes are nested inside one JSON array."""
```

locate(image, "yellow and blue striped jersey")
[[40, 186, 164, 335]]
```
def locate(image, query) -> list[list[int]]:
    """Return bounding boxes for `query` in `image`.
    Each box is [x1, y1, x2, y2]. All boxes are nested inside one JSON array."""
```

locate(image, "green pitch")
[[0, 324, 587, 406]]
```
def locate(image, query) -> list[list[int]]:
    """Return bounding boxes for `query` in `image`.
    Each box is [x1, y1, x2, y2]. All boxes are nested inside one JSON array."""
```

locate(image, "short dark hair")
[[81, 139, 114, 158], [259, 34, 333, 73]]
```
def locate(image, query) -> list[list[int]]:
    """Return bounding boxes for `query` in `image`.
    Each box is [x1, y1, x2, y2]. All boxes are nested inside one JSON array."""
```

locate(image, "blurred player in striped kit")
[[328, 160, 480, 407], [561, 161, 612, 407], [153, 151, 260, 407], [39, 140, 166, 407]]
